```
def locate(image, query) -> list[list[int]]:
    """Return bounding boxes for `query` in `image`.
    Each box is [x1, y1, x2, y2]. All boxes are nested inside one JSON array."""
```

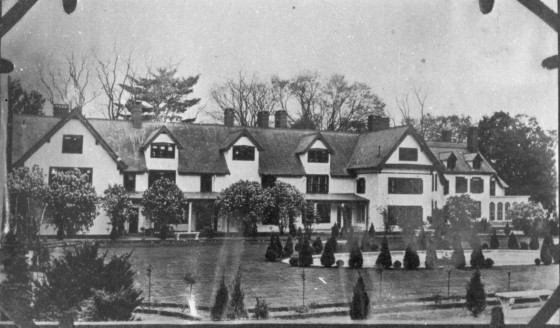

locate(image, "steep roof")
[[427, 142, 496, 175], [294, 132, 335, 154], [346, 126, 410, 170]]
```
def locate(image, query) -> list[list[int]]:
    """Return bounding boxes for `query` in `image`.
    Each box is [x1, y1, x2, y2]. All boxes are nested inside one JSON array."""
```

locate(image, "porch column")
[[187, 202, 192, 233]]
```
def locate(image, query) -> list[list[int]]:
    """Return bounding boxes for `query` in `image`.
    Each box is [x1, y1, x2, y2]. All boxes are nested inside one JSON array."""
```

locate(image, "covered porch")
[[304, 193, 370, 231]]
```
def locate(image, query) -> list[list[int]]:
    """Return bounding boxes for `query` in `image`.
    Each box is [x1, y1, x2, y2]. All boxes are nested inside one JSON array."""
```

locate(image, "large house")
[[9, 104, 529, 236]]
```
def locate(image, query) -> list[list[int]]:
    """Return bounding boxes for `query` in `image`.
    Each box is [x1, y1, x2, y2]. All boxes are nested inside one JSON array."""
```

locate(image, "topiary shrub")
[[349, 276, 370, 320], [393, 260, 402, 269], [483, 258, 494, 269], [451, 234, 466, 269], [541, 241, 553, 265], [403, 245, 420, 270], [425, 238, 438, 270], [265, 236, 279, 262], [520, 242, 529, 250], [289, 257, 299, 267], [320, 238, 336, 268], [299, 237, 314, 267], [470, 247, 485, 269], [336, 260, 345, 268], [508, 232, 520, 250], [348, 239, 363, 269], [211, 277, 229, 321], [490, 306, 505, 328], [529, 234, 540, 250], [283, 237, 294, 257], [294, 238, 302, 253], [227, 271, 248, 320], [550, 244, 560, 264], [331, 223, 339, 238], [274, 236, 283, 255], [534, 258, 541, 266], [375, 235, 392, 269], [465, 270, 486, 317], [312, 237, 323, 254], [368, 223, 375, 238], [253, 297, 269, 320], [490, 230, 500, 249], [482, 243, 489, 250]]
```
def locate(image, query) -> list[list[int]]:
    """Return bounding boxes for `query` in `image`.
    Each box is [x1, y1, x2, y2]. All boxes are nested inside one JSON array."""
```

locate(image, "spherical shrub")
[[403, 246, 420, 270], [336, 260, 345, 268], [393, 260, 402, 269], [534, 258, 541, 266], [520, 242, 529, 250], [289, 257, 299, 267], [483, 258, 494, 269], [482, 243, 489, 250]]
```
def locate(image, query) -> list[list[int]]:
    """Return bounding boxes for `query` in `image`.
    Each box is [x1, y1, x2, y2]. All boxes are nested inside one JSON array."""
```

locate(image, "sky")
[[2, 0, 558, 130]]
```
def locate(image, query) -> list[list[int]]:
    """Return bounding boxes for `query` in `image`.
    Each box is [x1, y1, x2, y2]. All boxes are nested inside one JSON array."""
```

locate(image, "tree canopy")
[[9, 77, 45, 116], [142, 178, 187, 226], [263, 181, 306, 235], [102, 184, 136, 239], [444, 195, 479, 232]]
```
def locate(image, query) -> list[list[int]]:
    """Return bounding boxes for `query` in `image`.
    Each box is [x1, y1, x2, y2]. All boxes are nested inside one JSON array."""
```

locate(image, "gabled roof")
[[346, 126, 410, 170], [219, 129, 264, 151], [140, 126, 184, 150], [427, 142, 496, 175], [438, 151, 457, 161], [13, 109, 126, 170], [295, 132, 335, 154]]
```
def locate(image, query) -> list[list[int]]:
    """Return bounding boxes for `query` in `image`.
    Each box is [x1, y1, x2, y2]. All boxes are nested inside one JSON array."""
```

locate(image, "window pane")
[[388, 178, 423, 194], [456, 177, 468, 193], [151, 143, 175, 158], [232, 146, 255, 161], [490, 203, 495, 221], [470, 178, 484, 194], [399, 148, 418, 161], [308, 149, 329, 163], [306, 175, 329, 194], [62, 135, 83, 154]]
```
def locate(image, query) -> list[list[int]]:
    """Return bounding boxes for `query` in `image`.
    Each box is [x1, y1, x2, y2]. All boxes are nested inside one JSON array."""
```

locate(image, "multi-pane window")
[[308, 149, 329, 163], [470, 178, 484, 194], [497, 202, 503, 221], [387, 206, 422, 228], [316, 203, 331, 223], [399, 148, 418, 161], [490, 180, 496, 196], [62, 135, 83, 154], [356, 178, 366, 194], [473, 157, 482, 169], [444, 180, 449, 195], [148, 170, 176, 187], [456, 177, 468, 193], [505, 202, 510, 220], [447, 157, 456, 169], [489, 202, 495, 221], [200, 174, 212, 192], [261, 175, 277, 188], [474, 201, 481, 218], [306, 175, 329, 194], [123, 173, 136, 191], [388, 178, 423, 194], [49, 167, 92, 184], [431, 174, 439, 192], [151, 143, 175, 158], [232, 146, 255, 161]]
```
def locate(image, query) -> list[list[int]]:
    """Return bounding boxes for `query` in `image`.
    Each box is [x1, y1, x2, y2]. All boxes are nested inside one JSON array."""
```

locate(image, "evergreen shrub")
[[312, 237, 323, 254], [470, 247, 485, 269], [490, 230, 500, 249], [451, 234, 466, 269], [465, 270, 486, 317], [375, 236, 392, 269], [349, 276, 370, 320], [299, 238, 314, 267], [253, 297, 269, 319], [403, 246, 420, 270], [529, 234, 540, 250], [393, 260, 402, 269], [508, 233, 520, 249], [483, 258, 494, 269], [320, 238, 336, 268], [283, 236, 294, 257], [348, 239, 363, 269], [211, 277, 229, 321], [227, 272, 248, 320]]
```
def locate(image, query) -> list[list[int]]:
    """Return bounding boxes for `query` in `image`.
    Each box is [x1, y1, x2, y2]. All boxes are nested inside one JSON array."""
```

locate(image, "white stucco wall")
[[300, 139, 330, 175], [144, 133, 178, 171], [223, 136, 260, 184], [386, 135, 432, 165]]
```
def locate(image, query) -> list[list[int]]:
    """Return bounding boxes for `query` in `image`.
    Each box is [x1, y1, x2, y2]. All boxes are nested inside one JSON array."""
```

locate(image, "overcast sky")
[[2, 0, 558, 130]]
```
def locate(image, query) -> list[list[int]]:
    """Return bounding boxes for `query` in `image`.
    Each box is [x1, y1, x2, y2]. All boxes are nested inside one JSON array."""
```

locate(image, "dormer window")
[[308, 149, 328, 163], [447, 156, 456, 169], [233, 145, 255, 161], [62, 135, 83, 154], [151, 143, 175, 158], [399, 148, 418, 161], [472, 156, 482, 169]]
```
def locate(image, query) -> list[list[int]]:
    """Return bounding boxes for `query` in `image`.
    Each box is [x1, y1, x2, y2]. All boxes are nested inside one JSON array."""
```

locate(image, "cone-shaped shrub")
[[466, 270, 486, 317], [320, 238, 336, 268], [211, 277, 229, 321], [331, 223, 339, 238], [368, 223, 375, 238], [299, 237, 314, 267], [470, 247, 485, 269], [403, 245, 420, 270], [425, 238, 438, 269], [541, 240, 553, 265], [294, 237, 302, 253], [451, 234, 466, 269], [265, 236, 279, 262], [348, 239, 363, 269], [312, 237, 323, 254], [529, 233, 540, 250], [274, 236, 283, 256], [349, 276, 370, 320], [504, 223, 511, 236], [375, 235, 392, 269], [227, 271, 248, 320], [508, 232, 520, 249], [490, 230, 500, 249], [329, 236, 338, 253], [283, 236, 294, 257]]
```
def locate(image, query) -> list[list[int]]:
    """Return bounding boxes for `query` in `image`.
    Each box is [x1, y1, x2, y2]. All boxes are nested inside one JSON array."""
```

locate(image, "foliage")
[[444, 195, 479, 231], [320, 237, 336, 268], [393, 260, 402, 269], [211, 277, 229, 321], [227, 271, 248, 320], [490, 230, 500, 249], [507, 233, 520, 250], [425, 238, 438, 269], [312, 237, 323, 254], [478, 112, 557, 210], [253, 297, 269, 319], [403, 245, 420, 270], [375, 235, 392, 269], [349, 276, 370, 320], [429, 208, 448, 242], [529, 233, 540, 250], [451, 234, 466, 269], [331, 223, 340, 238], [540, 241, 553, 265], [378, 207, 395, 233], [470, 247, 485, 269], [368, 223, 375, 237], [121, 67, 200, 122], [348, 239, 363, 269], [263, 181, 306, 234], [413, 113, 473, 142], [283, 236, 294, 257], [216, 180, 270, 237], [465, 270, 486, 317], [142, 178, 186, 239], [102, 184, 135, 240], [299, 237, 314, 267], [484, 258, 494, 269], [265, 235, 282, 261], [509, 202, 547, 236], [289, 257, 299, 267], [490, 306, 505, 328], [46, 168, 98, 240], [468, 231, 481, 250], [519, 242, 529, 250], [9, 77, 45, 115]]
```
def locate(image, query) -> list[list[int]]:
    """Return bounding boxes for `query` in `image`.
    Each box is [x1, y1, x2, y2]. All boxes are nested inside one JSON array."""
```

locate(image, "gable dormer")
[[385, 134, 433, 166], [438, 152, 458, 170], [296, 132, 334, 174], [141, 126, 182, 170], [464, 153, 483, 170], [220, 129, 262, 181]]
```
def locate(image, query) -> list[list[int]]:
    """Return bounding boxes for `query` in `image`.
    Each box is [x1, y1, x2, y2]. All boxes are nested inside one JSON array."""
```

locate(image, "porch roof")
[[304, 193, 369, 203], [127, 191, 220, 200]]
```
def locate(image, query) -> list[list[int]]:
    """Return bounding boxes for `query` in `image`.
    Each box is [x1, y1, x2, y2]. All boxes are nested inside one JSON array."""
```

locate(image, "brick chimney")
[[224, 108, 234, 127], [130, 101, 143, 129], [367, 115, 390, 132], [467, 126, 479, 153], [53, 104, 70, 117], [274, 110, 288, 128], [441, 130, 452, 142], [257, 111, 269, 128]]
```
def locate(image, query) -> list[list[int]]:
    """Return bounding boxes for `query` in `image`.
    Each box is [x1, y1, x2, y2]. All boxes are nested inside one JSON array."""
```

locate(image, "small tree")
[[452, 234, 466, 269], [349, 275, 370, 320], [490, 229, 500, 249], [283, 236, 294, 257], [265, 235, 280, 262], [470, 247, 486, 269], [425, 237, 438, 269], [216, 180, 270, 237], [348, 239, 363, 269], [509, 201, 547, 236], [102, 184, 135, 240], [142, 178, 187, 240], [529, 233, 540, 250], [331, 223, 340, 238], [211, 277, 229, 321], [540, 240, 553, 265], [312, 237, 323, 254], [445, 195, 479, 232], [507, 232, 520, 249], [403, 245, 420, 270], [320, 238, 336, 268], [299, 237, 314, 267], [227, 271, 248, 320], [375, 235, 392, 269], [263, 181, 306, 235], [465, 270, 486, 317]]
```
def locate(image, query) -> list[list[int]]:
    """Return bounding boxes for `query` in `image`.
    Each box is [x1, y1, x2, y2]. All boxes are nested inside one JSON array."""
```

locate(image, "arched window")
[[497, 203, 503, 221], [489, 202, 495, 221], [505, 202, 510, 220]]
